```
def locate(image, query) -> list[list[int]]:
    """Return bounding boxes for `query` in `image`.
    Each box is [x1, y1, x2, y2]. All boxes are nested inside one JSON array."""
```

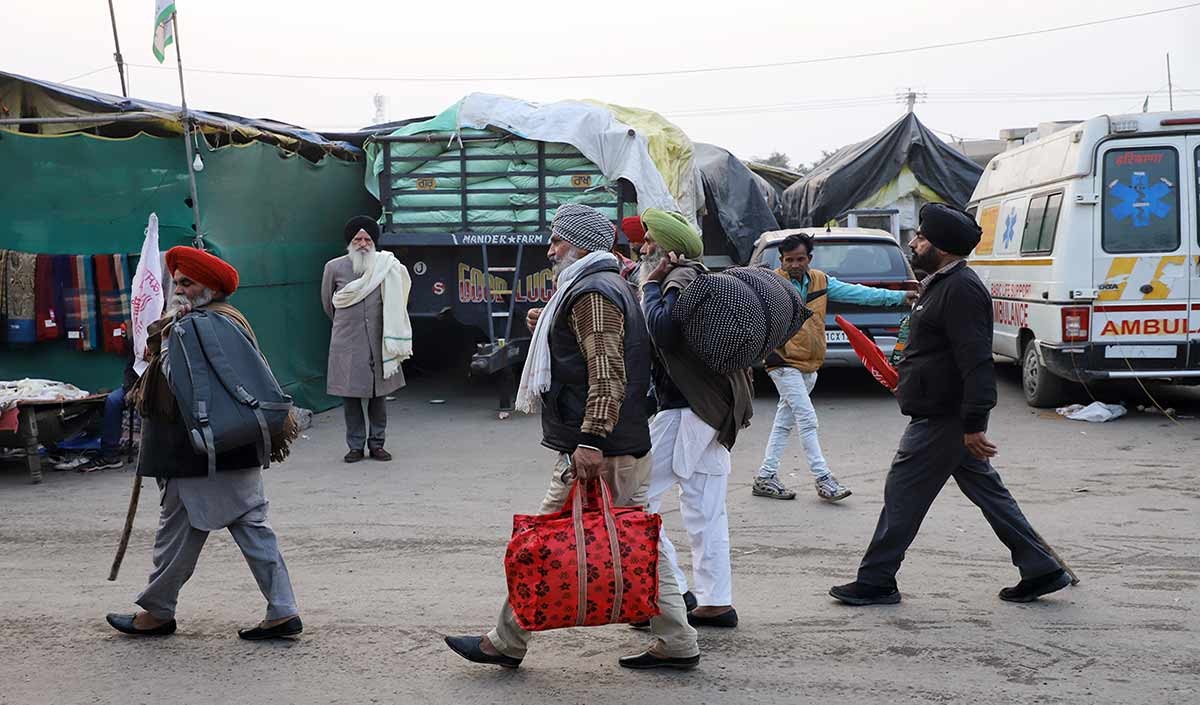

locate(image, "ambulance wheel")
[[1022, 341, 1069, 408]]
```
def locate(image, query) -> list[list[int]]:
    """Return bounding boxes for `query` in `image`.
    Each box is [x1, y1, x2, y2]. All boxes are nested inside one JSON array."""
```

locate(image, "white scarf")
[[332, 250, 413, 379], [515, 251, 617, 414]]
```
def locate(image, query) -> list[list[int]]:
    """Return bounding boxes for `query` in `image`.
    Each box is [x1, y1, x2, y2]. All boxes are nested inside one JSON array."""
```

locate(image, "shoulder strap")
[[171, 318, 217, 478]]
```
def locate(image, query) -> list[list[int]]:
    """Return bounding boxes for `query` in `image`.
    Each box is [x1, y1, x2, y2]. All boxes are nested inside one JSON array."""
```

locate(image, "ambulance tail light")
[[1061, 307, 1090, 342], [1161, 118, 1200, 127]]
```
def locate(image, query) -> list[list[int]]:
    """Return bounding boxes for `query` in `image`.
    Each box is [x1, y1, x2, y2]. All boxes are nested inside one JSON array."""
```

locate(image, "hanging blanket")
[[95, 254, 131, 354], [0, 250, 8, 343], [4, 251, 36, 345], [62, 255, 99, 351], [34, 254, 62, 342]]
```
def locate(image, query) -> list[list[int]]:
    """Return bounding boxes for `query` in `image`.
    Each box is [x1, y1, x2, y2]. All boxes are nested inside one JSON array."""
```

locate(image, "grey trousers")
[[135, 480, 299, 622], [857, 417, 1061, 589], [487, 454, 700, 660], [343, 396, 387, 451]]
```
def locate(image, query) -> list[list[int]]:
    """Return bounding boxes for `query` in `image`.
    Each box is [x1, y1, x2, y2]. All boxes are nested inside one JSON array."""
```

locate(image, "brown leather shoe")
[[344, 449, 365, 463], [369, 448, 392, 462]]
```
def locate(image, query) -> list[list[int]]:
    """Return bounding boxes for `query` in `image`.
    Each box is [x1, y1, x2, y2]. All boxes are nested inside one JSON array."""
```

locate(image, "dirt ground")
[[2, 365, 1197, 704]]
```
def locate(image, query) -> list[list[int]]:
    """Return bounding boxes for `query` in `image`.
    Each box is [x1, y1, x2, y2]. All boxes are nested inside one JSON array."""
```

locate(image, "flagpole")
[[105, 0, 128, 97], [171, 12, 204, 250]]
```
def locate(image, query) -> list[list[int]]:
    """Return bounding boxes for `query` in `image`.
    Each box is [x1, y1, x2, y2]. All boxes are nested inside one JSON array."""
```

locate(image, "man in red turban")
[[106, 245, 303, 641], [164, 245, 240, 304]]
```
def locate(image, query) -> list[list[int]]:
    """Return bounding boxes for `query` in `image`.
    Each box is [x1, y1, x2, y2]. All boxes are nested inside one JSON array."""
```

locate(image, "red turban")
[[165, 246, 240, 296], [620, 215, 646, 245]]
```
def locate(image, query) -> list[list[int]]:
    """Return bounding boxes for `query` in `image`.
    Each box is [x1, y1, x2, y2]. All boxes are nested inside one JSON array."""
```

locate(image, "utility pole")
[[897, 88, 926, 114], [1166, 53, 1174, 111], [171, 12, 204, 249], [106, 0, 129, 97]]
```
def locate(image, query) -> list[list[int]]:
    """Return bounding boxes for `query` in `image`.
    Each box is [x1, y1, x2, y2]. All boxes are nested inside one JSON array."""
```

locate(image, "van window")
[[1102, 147, 1180, 253], [1020, 192, 1062, 254]]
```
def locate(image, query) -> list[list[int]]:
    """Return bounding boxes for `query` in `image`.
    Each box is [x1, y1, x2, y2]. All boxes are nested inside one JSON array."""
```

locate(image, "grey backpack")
[[167, 310, 293, 477]]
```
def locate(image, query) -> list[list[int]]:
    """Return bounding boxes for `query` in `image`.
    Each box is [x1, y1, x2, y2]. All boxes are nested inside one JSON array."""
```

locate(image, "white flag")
[[130, 214, 165, 377], [152, 0, 177, 64]]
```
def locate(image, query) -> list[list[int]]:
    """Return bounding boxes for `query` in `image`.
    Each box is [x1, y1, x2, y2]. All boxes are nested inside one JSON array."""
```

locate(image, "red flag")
[[835, 315, 899, 392]]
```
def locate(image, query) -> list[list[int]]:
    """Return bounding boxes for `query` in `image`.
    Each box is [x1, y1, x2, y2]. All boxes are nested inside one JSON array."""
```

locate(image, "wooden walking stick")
[[108, 473, 142, 581]]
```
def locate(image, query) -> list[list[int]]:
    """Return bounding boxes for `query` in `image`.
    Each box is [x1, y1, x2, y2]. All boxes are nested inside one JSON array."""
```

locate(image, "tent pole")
[[106, 0, 128, 97], [171, 12, 204, 250]]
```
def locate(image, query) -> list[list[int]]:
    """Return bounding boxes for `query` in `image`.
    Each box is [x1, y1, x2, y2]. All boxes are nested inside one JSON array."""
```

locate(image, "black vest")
[[540, 259, 652, 457]]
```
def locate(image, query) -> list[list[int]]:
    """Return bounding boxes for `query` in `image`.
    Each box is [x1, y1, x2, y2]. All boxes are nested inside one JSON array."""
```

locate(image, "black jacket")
[[894, 260, 996, 433], [540, 258, 652, 457]]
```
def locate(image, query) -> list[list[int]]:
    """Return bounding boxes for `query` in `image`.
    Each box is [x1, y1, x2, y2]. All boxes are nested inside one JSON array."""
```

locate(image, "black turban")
[[918, 203, 981, 257], [343, 215, 380, 245]]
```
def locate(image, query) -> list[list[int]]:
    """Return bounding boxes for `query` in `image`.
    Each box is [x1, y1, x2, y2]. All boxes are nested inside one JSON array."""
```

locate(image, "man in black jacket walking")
[[830, 203, 1070, 606]]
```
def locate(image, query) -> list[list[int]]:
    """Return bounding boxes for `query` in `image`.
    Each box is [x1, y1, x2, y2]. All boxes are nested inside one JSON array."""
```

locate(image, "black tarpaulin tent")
[[694, 143, 780, 265], [780, 113, 983, 235]]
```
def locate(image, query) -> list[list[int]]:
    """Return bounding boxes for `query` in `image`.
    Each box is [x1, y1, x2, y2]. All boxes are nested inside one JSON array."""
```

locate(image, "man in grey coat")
[[321, 216, 406, 463]]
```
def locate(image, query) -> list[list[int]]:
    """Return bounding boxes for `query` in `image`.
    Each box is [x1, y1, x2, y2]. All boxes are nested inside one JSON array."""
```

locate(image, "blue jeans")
[[101, 387, 126, 458], [758, 368, 830, 480]]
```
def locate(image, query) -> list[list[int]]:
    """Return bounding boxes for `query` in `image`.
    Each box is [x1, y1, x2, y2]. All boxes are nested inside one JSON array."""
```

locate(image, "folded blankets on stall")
[[62, 255, 100, 351], [34, 254, 62, 342], [94, 254, 131, 354], [0, 378, 91, 413]]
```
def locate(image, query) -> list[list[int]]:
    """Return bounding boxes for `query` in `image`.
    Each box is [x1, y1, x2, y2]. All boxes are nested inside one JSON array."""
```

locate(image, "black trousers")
[[857, 416, 1061, 589]]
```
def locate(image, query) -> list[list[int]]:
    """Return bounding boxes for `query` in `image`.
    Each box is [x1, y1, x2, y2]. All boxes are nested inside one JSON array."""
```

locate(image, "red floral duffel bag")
[[505, 477, 661, 632]]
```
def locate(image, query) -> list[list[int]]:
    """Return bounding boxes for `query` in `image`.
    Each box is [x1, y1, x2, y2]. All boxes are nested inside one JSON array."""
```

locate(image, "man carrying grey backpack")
[[105, 246, 303, 641]]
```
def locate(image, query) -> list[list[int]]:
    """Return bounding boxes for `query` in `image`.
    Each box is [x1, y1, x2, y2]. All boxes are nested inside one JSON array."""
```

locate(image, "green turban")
[[642, 208, 703, 259]]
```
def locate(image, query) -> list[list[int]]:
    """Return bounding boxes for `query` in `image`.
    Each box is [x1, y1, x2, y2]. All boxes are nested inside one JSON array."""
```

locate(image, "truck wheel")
[[1022, 341, 1070, 408]]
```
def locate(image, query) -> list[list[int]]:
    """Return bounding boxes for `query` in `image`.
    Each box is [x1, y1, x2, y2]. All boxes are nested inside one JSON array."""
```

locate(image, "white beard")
[[348, 244, 376, 275], [550, 249, 581, 281], [637, 250, 663, 287], [164, 288, 214, 316]]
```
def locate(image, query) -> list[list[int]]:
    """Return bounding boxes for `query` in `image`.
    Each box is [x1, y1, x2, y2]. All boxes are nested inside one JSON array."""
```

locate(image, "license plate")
[[825, 330, 848, 344], [1103, 345, 1177, 359]]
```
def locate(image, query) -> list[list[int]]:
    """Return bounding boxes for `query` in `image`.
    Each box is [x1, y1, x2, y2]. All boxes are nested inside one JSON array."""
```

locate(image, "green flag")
[[152, 0, 176, 63]]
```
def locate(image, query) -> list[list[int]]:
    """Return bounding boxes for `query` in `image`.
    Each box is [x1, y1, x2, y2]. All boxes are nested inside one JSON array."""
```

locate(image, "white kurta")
[[647, 409, 733, 606]]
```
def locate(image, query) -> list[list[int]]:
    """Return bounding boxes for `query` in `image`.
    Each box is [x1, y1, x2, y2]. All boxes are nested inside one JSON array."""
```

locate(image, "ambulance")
[[968, 111, 1200, 407]]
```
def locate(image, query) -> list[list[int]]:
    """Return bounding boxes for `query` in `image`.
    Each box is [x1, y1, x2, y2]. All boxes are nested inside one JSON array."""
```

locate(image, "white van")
[[968, 111, 1200, 407]]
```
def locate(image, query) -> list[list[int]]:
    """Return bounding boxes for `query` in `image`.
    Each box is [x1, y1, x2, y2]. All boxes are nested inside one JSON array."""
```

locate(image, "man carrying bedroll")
[[444, 203, 699, 670], [105, 246, 302, 640], [830, 203, 1070, 606], [753, 233, 916, 502], [638, 209, 753, 629]]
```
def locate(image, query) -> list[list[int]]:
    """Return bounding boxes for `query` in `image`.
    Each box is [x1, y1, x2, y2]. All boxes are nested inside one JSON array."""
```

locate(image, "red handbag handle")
[[566, 475, 626, 626]]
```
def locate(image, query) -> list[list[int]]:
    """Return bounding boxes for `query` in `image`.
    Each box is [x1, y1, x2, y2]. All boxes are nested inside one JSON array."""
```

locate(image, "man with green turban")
[[640, 208, 703, 260], [637, 210, 749, 630]]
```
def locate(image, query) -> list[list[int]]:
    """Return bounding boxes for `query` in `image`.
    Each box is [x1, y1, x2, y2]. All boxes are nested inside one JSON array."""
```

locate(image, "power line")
[[122, 2, 1200, 83], [60, 66, 114, 83]]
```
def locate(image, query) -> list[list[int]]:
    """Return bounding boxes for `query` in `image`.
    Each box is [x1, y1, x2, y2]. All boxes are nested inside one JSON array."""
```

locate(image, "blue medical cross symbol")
[[1001, 210, 1017, 247], [1109, 172, 1174, 228]]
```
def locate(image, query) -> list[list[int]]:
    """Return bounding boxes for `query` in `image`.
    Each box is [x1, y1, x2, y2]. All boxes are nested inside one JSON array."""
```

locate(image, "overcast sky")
[[7, 0, 1199, 166]]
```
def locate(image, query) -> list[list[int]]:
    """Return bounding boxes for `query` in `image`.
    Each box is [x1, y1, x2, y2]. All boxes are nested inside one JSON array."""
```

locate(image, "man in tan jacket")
[[754, 233, 916, 501]]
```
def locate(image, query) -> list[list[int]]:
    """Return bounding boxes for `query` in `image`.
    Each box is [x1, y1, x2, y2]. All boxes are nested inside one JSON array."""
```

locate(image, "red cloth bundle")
[[835, 314, 899, 392]]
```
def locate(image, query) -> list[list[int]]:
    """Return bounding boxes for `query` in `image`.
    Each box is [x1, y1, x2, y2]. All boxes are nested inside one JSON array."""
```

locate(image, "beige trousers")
[[488, 453, 700, 659]]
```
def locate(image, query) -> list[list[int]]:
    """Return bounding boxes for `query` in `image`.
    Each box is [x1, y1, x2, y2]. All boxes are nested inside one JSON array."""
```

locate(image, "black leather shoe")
[[619, 650, 700, 670], [829, 581, 902, 606], [687, 607, 738, 628], [444, 635, 522, 669], [238, 616, 303, 640], [106, 613, 177, 636], [999, 569, 1072, 603], [369, 448, 392, 462], [631, 591, 697, 629], [344, 449, 364, 463]]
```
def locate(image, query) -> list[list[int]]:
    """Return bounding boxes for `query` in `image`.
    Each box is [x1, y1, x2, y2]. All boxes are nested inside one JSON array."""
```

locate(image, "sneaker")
[[77, 455, 124, 473], [53, 455, 93, 471], [752, 476, 797, 500], [815, 474, 852, 502]]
